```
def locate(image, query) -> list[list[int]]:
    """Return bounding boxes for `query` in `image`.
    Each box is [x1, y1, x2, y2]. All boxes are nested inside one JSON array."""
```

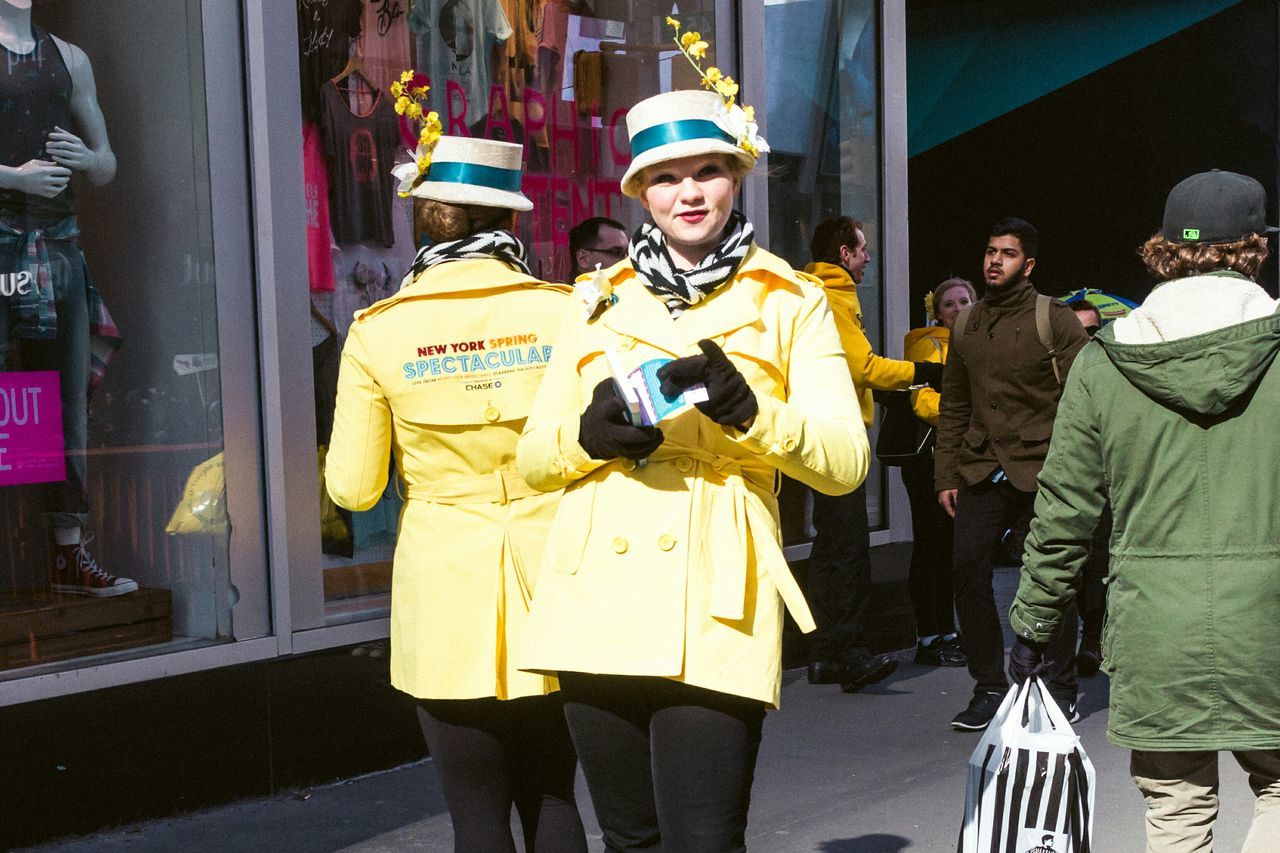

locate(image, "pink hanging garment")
[[303, 120, 337, 292]]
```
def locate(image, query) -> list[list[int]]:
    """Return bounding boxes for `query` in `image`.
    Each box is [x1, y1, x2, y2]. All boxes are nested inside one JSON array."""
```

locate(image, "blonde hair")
[[414, 198, 515, 243], [1139, 232, 1270, 281], [927, 277, 977, 322]]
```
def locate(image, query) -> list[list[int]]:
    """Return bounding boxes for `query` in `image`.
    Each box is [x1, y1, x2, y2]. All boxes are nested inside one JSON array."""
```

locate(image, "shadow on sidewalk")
[[818, 833, 912, 852]]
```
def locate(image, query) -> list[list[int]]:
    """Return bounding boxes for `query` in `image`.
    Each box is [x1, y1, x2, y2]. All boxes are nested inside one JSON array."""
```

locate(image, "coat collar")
[[596, 244, 794, 354], [357, 259, 566, 322]]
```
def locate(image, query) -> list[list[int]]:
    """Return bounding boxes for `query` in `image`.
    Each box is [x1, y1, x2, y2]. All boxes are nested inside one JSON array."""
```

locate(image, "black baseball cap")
[[1163, 169, 1279, 244]]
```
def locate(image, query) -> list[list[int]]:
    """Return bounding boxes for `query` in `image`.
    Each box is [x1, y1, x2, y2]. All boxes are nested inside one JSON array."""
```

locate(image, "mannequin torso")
[[0, 0, 116, 219]]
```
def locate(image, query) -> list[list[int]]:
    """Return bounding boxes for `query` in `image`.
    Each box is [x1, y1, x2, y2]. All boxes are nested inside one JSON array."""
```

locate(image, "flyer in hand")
[[605, 348, 708, 427]]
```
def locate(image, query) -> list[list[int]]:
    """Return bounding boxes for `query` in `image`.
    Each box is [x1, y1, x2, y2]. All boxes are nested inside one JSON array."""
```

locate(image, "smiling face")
[[936, 284, 974, 330], [983, 234, 1035, 288], [639, 154, 738, 269]]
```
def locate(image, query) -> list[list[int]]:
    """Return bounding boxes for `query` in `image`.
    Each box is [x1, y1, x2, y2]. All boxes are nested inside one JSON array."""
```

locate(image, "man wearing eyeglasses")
[[568, 216, 628, 279]]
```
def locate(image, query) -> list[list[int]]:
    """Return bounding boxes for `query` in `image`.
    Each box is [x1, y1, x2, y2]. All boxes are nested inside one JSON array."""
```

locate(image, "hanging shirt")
[[321, 81, 399, 247], [409, 0, 512, 125], [297, 0, 364, 123], [357, 0, 413, 93], [302, 120, 336, 291]]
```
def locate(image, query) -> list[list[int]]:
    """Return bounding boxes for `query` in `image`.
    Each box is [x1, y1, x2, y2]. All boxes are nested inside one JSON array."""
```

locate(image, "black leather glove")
[[656, 339, 758, 430], [578, 379, 664, 461], [913, 360, 944, 391], [1008, 634, 1047, 684]]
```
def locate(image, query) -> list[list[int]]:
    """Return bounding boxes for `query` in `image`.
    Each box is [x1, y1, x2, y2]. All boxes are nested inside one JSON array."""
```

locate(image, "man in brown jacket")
[[935, 217, 1089, 731]]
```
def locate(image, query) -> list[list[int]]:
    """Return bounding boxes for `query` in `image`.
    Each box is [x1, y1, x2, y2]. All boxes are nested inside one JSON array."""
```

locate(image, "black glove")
[[1008, 634, 1047, 684], [913, 360, 944, 391], [656, 339, 758, 430], [578, 379, 664, 461]]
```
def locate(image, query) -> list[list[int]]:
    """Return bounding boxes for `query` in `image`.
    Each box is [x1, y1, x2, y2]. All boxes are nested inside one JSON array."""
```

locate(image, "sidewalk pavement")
[[22, 568, 1258, 852]]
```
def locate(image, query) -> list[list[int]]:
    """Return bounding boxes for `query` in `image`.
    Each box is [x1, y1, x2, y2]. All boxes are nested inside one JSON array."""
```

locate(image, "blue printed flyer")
[[605, 348, 708, 427]]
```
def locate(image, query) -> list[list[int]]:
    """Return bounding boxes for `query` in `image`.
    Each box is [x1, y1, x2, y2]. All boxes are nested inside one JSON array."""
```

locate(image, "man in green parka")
[[1009, 170, 1280, 852]]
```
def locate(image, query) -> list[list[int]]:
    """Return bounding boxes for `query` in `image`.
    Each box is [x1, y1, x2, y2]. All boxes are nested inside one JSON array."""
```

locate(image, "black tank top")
[[0, 26, 75, 222]]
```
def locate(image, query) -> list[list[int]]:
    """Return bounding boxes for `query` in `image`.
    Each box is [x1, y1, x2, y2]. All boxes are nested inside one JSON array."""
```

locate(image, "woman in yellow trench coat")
[[325, 136, 586, 853], [515, 84, 869, 852]]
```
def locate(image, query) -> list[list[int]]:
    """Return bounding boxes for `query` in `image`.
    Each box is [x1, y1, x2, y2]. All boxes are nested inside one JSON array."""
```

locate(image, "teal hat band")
[[425, 161, 523, 194], [630, 119, 735, 158]]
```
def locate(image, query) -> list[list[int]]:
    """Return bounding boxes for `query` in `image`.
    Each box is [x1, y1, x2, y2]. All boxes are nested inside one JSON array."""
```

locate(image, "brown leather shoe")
[[50, 537, 138, 597]]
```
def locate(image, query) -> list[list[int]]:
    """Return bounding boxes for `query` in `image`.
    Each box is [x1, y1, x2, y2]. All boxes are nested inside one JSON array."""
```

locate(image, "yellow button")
[[782, 437, 798, 452], [619, 336, 637, 351], [612, 536, 629, 554], [675, 456, 693, 473], [658, 534, 676, 551], [621, 459, 637, 472], [484, 406, 500, 422]]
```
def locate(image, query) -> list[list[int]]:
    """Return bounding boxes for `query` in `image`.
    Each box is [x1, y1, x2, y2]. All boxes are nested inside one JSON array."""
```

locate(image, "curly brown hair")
[[413, 198, 515, 243], [1139, 232, 1270, 281]]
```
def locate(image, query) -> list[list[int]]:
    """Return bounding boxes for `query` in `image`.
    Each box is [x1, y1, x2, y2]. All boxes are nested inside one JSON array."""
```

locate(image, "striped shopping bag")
[[958, 678, 1095, 853]]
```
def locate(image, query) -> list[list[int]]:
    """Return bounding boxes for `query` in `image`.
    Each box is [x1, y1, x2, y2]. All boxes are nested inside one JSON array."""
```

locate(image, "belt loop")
[[494, 470, 509, 505]]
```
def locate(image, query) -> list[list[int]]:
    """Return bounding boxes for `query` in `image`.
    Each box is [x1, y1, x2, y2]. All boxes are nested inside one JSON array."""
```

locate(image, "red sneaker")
[[50, 537, 138, 597]]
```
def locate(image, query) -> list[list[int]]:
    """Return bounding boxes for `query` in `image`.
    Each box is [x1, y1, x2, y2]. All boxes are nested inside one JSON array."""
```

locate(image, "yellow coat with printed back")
[[325, 258, 571, 701], [515, 245, 869, 708], [803, 261, 916, 427]]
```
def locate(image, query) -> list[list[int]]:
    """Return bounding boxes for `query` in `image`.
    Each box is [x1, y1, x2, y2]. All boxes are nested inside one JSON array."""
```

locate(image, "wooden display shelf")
[[0, 587, 172, 671]]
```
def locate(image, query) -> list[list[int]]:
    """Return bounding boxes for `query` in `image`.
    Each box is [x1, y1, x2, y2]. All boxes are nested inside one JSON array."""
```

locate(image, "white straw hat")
[[410, 136, 532, 211], [620, 90, 756, 198]]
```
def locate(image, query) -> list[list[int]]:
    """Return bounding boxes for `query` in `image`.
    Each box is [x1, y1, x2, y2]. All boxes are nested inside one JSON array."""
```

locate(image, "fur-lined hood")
[[1096, 272, 1280, 415]]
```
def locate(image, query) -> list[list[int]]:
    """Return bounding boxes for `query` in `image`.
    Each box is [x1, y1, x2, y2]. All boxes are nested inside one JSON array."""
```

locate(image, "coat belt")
[[645, 447, 816, 634], [405, 469, 541, 505]]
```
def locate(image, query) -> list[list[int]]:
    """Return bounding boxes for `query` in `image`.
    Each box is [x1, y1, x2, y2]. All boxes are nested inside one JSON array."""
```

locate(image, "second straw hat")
[[411, 136, 532, 211]]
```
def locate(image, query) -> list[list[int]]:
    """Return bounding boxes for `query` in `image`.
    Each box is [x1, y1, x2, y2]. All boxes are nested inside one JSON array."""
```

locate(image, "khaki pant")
[[1131, 749, 1280, 852]]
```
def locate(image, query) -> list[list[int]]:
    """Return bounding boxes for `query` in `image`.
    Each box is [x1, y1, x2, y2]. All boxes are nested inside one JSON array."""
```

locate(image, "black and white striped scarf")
[[628, 211, 754, 316], [403, 230, 530, 288]]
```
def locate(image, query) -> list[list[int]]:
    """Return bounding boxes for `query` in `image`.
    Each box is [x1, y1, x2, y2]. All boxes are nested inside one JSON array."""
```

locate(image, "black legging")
[[901, 458, 957, 638], [416, 694, 587, 853], [558, 672, 766, 853]]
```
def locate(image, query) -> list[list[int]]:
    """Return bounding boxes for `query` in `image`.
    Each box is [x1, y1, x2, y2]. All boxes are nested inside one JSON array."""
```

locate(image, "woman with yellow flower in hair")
[[326, 80, 587, 853], [899, 277, 977, 668], [514, 23, 866, 853]]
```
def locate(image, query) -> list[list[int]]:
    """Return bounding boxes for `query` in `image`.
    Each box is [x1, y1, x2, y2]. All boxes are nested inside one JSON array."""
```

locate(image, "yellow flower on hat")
[[389, 71, 444, 194], [666, 18, 766, 159]]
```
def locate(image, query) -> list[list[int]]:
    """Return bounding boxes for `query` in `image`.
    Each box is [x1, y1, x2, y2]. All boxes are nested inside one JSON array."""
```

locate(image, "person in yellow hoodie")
[[514, 77, 868, 851], [801, 216, 944, 690], [325, 135, 587, 853], [901, 277, 976, 667]]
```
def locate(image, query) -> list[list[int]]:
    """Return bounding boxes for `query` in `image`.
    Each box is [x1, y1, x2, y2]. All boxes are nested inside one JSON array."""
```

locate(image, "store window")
[[299, 0, 722, 618], [764, 0, 885, 536], [0, 1, 239, 673]]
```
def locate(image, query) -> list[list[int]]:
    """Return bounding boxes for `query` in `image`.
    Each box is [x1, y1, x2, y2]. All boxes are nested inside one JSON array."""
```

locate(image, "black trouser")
[[901, 460, 957, 638], [558, 673, 766, 853], [806, 483, 871, 663], [1079, 505, 1113, 648], [952, 479, 1077, 701], [416, 694, 587, 853]]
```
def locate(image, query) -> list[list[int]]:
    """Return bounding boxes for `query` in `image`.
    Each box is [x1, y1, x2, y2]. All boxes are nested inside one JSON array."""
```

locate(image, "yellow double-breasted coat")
[[515, 245, 869, 707], [325, 258, 570, 701]]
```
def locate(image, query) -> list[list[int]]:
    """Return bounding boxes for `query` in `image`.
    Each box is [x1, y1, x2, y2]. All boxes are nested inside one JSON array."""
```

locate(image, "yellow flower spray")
[[391, 70, 443, 197]]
